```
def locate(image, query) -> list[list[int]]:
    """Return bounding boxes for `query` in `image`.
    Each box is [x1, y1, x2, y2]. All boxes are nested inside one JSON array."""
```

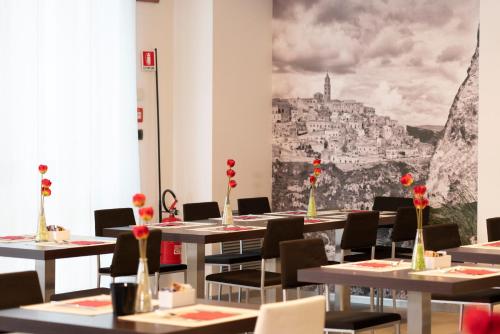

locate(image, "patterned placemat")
[[150, 222, 212, 229], [410, 266, 500, 279], [209, 215, 282, 222], [0, 235, 35, 243], [22, 295, 112, 316], [120, 304, 257, 327], [34, 240, 114, 248], [323, 260, 411, 272], [188, 225, 265, 233]]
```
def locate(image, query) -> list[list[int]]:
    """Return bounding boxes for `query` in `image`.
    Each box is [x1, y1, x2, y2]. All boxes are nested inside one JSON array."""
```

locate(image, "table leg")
[[334, 284, 350, 311], [407, 291, 431, 334], [35, 259, 55, 302], [185, 243, 205, 298]]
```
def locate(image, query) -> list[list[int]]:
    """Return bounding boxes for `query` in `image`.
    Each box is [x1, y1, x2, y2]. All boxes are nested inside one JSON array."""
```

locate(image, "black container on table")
[[110, 282, 137, 316]]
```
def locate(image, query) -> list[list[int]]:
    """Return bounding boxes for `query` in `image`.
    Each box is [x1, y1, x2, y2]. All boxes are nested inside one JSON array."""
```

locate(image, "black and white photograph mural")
[[272, 0, 479, 245]]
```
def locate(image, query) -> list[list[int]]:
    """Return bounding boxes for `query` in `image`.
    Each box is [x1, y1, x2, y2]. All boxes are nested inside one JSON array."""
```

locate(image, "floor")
[[375, 311, 459, 333]]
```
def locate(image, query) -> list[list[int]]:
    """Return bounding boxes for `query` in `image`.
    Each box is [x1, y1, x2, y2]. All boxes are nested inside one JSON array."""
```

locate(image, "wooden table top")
[[0, 236, 115, 260], [0, 299, 258, 334], [447, 245, 500, 264], [103, 214, 396, 244], [298, 261, 500, 295]]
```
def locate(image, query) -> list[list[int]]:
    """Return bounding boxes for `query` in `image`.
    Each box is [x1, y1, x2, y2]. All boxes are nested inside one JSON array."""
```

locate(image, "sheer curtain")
[[0, 0, 139, 292]]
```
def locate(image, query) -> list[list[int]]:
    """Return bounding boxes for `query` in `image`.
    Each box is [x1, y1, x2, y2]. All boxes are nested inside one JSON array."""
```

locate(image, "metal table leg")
[[185, 243, 205, 298], [407, 291, 431, 334], [35, 259, 55, 302], [334, 284, 350, 311]]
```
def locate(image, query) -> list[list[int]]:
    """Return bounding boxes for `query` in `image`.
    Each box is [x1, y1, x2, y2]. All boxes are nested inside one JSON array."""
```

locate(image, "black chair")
[[487, 217, 500, 241], [183, 202, 262, 267], [372, 196, 413, 212], [424, 223, 500, 331], [338, 211, 380, 262], [0, 271, 43, 309], [237, 197, 271, 215], [205, 217, 304, 304], [95, 208, 187, 288], [280, 239, 401, 333]]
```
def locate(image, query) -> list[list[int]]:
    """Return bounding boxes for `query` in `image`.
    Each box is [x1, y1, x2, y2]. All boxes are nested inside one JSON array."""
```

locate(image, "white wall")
[[478, 0, 500, 241]]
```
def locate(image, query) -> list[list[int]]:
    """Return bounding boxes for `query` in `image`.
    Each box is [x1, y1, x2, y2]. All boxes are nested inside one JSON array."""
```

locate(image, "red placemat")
[[450, 268, 498, 276], [305, 219, 322, 223], [284, 211, 306, 215], [222, 226, 253, 232], [70, 241, 107, 246], [0, 236, 28, 240], [67, 300, 112, 308], [236, 216, 262, 220], [157, 222, 183, 227], [179, 311, 237, 321], [355, 262, 392, 268], [485, 241, 500, 247]]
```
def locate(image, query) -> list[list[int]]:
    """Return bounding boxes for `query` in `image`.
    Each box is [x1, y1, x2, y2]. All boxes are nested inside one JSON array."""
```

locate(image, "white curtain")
[[0, 0, 139, 292]]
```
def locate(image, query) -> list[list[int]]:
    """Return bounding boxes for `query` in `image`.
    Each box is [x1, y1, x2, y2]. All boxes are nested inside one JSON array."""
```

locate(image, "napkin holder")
[[159, 288, 196, 309], [424, 254, 451, 269], [48, 230, 71, 242]]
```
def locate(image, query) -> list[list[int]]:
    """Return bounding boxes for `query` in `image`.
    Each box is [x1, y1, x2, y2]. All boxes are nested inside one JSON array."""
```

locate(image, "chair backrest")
[[254, 295, 325, 334], [261, 217, 304, 259], [372, 196, 413, 211], [182, 201, 220, 221], [340, 211, 379, 250], [392, 206, 432, 242], [237, 197, 271, 215], [0, 271, 43, 309], [280, 238, 328, 289], [110, 229, 161, 277], [487, 217, 500, 242], [94, 208, 136, 237], [423, 223, 462, 251]]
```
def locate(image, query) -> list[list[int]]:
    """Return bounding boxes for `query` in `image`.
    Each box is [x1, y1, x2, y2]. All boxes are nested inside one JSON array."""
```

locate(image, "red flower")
[[313, 159, 321, 166], [132, 193, 146, 207], [41, 178, 52, 188], [413, 185, 427, 198], [38, 165, 48, 174], [309, 175, 317, 184], [400, 173, 414, 187], [227, 159, 236, 168], [226, 169, 236, 178], [139, 206, 154, 221], [229, 180, 237, 188], [413, 197, 429, 210], [313, 167, 321, 176], [463, 308, 500, 334], [132, 225, 149, 240], [41, 187, 52, 197]]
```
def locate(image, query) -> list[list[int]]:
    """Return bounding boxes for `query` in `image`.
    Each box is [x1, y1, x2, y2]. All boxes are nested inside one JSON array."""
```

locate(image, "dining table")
[[0, 236, 116, 301], [298, 260, 500, 334], [103, 211, 396, 299], [446, 242, 500, 264], [0, 298, 258, 334]]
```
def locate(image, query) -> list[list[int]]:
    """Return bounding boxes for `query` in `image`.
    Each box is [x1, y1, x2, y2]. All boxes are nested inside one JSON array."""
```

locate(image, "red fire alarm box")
[[142, 51, 156, 71], [137, 107, 143, 123]]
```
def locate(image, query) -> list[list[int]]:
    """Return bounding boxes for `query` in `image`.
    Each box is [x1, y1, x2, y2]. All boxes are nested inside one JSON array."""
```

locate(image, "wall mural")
[[272, 0, 479, 263]]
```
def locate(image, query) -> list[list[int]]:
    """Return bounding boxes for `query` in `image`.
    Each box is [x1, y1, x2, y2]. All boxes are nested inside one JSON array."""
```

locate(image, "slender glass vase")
[[135, 257, 153, 313], [411, 228, 426, 271], [35, 207, 49, 242], [221, 196, 234, 226], [306, 187, 317, 218]]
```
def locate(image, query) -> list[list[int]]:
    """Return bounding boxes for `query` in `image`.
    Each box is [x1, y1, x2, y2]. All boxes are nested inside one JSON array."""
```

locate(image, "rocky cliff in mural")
[[427, 36, 479, 205]]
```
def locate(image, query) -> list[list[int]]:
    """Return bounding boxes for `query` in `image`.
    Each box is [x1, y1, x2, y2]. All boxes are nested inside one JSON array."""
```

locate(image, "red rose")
[[313, 168, 321, 176], [41, 178, 52, 188], [413, 185, 427, 198], [313, 159, 321, 166], [227, 159, 236, 168], [132, 225, 150, 240], [139, 206, 154, 221], [309, 175, 316, 184], [413, 197, 429, 210], [226, 169, 236, 178], [229, 180, 237, 188], [41, 187, 52, 197], [400, 173, 414, 187], [132, 193, 146, 207], [38, 165, 48, 174]]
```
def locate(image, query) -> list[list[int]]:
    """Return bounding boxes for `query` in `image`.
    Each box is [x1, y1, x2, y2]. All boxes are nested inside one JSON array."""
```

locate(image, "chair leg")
[[96, 255, 101, 288], [296, 287, 301, 299], [183, 270, 187, 283], [155, 272, 160, 294], [260, 288, 265, 304], [205, 282, 210, 299], [245, 289, 250, 303], [282, 289, 287, 302], [392, 289, 397, 311], [370, 288, 374, 311], [238, 288, 242, 303], [395, 323, 401, 334], [229, 287, 232, 302], [458, 304, 464, 332], [218, 284, 222, 301]]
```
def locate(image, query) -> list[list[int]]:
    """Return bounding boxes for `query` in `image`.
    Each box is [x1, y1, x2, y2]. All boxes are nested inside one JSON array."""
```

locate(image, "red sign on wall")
[[137, 107, 144, 123], [142, 51, 156, 71]]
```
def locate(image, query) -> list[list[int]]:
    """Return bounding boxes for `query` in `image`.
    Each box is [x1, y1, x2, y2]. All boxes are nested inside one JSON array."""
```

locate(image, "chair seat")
[[205, 251, 262, 265], [206, 269, 281, 288], [433, 289, 500, 304], [325, 310, 401, 330], [50, 288, 110, 302], [160, 263, 187, 273]]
